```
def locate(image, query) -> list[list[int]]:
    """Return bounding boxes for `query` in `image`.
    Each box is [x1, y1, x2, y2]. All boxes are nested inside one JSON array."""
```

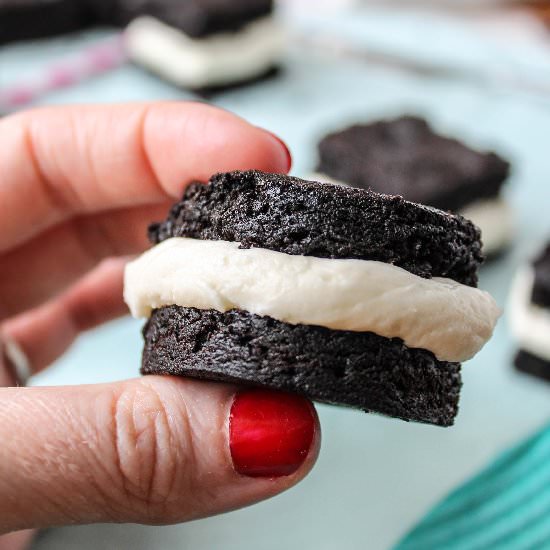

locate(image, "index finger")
[[0, 102, 291, 253]]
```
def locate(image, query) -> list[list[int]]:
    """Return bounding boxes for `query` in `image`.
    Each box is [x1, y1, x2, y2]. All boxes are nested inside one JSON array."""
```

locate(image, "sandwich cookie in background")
[[124, 0, 285, 93], [510, 241, 550, 382], [0, 0, 285, 94], [313, 116, 514, 259], [124, 170, 500, 427]]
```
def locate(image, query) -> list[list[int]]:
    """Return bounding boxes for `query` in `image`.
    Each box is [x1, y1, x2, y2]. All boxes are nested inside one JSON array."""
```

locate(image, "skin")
[[0, 103, 320, 546]]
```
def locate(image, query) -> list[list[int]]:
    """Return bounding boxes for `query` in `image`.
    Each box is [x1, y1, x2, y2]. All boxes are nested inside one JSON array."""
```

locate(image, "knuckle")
[[110, 382, 192, 518]]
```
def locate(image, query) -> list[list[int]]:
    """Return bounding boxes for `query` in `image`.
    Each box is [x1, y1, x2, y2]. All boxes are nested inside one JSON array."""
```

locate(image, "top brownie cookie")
[[0, 0, 92, 44], [113, 0, 274, 36], [532, 243, 550, 308], [0, 0, 274, 44], [317, 116, 510, 213], [149, 170, 483, 287]]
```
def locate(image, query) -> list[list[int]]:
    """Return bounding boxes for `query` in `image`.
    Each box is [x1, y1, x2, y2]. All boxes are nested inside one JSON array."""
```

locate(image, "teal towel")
[[394, 422, 550, 550]]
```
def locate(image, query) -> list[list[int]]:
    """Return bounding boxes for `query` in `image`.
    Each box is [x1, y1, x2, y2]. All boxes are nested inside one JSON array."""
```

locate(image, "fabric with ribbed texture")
[[395, 422, 550, 550]]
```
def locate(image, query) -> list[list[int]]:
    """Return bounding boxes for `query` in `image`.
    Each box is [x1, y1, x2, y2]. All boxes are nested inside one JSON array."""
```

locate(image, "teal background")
[[396, 421, 550, 549], [2, 5, 550, 549]]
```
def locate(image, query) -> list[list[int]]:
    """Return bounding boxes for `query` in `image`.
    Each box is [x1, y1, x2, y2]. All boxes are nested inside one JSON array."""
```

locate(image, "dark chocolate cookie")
[[135, 62, 281, 96], [0, 0, 273, 44], [0, 0, 93, 45], [317, 116, 510, 213], [149, 170, 483, 287], [113, 0, 273, 36], [515, 350, 550, 383], [192, 65, 281, 97], [142, 306, 462, 426], [532, 243, 550, 308]]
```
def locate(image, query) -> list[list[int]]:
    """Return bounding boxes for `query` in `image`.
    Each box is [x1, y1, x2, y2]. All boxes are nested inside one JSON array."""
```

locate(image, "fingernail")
[[230, 389, 316, 478], [261, 129, 293, 173], [0, 335, 31, 386]]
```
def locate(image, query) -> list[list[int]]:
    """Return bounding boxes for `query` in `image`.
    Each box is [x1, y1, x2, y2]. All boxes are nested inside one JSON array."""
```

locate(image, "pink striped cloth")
[[0, 34, 127, 112]]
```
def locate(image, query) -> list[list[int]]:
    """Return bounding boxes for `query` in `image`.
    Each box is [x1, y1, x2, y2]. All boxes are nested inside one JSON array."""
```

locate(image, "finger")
[[0, 378, 319, 533], [0, 102, 291, 253], [2, 258, 128, 374], [0, 202, 170, 319], [0, 530, 36, 550]]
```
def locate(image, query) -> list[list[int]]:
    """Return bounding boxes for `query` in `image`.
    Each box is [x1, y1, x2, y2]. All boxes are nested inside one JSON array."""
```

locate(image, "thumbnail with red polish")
[[264, 130, 293, 172], [229, 389, 315, 478]]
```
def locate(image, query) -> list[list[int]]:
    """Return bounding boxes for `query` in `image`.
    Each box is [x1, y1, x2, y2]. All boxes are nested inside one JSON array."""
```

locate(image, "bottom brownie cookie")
[[132, 64, 281, 98], [142, 306, 462, 427], [515, 350, 550, 383], [194, 66, 281, 97]]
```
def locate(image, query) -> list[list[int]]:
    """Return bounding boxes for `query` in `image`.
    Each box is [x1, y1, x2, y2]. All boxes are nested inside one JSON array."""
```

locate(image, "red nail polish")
[[264, 131, 293, 173], [230, 389, 316, 478]]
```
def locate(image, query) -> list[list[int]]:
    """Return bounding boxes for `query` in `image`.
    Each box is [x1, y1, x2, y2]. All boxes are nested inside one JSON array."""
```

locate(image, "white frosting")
[[310, 172, 351, 188], [312, 173, 513, 255], [125, 16, 285, 88], [460, 198, 514, 256], [509, 268, 550, 361], [124, 238, 500, 362]]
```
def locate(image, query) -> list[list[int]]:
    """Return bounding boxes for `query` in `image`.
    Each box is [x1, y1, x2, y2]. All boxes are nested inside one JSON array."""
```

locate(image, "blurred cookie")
[[0, 0, 93, 44], [315, 116, 513, 258], [510, 243, 550, 382], [117, 0, 275, 36], [124, 0, 284, 92], [1, 0, 284, 93], [125, 170, 500, 426]]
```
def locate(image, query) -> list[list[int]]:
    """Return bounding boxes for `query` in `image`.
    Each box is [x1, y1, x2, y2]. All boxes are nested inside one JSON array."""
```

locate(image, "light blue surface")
[[395, 421, 550, 549], [2, 7, 550, 550]]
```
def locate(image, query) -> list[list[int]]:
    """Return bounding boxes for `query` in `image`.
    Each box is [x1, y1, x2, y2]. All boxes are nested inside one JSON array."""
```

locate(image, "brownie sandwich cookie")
[[123, 0, 284, 92], [510, 242, 550, 382], [124, 170, 500, 427], [0, 0, 94, 45], [1, 0, 284, 93], [314, 116, 513, 258]]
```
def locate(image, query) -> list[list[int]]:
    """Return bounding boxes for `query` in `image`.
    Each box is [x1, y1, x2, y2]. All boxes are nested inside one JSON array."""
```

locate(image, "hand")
[[0, 103, 320, 541]]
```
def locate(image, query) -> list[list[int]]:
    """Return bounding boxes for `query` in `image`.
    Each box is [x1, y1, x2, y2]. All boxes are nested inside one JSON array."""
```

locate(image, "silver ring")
[[1, 336, 31, 387]]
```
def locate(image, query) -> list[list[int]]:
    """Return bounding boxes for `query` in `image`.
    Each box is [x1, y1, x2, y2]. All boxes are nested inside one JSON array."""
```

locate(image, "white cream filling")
[[312, 172, 513, 255], [310, 172, 352, 188], [124, 237, 500, 363], [509, 268, 550, 362], [460, 198, 514, 256], [125, 15, 285, 88]]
